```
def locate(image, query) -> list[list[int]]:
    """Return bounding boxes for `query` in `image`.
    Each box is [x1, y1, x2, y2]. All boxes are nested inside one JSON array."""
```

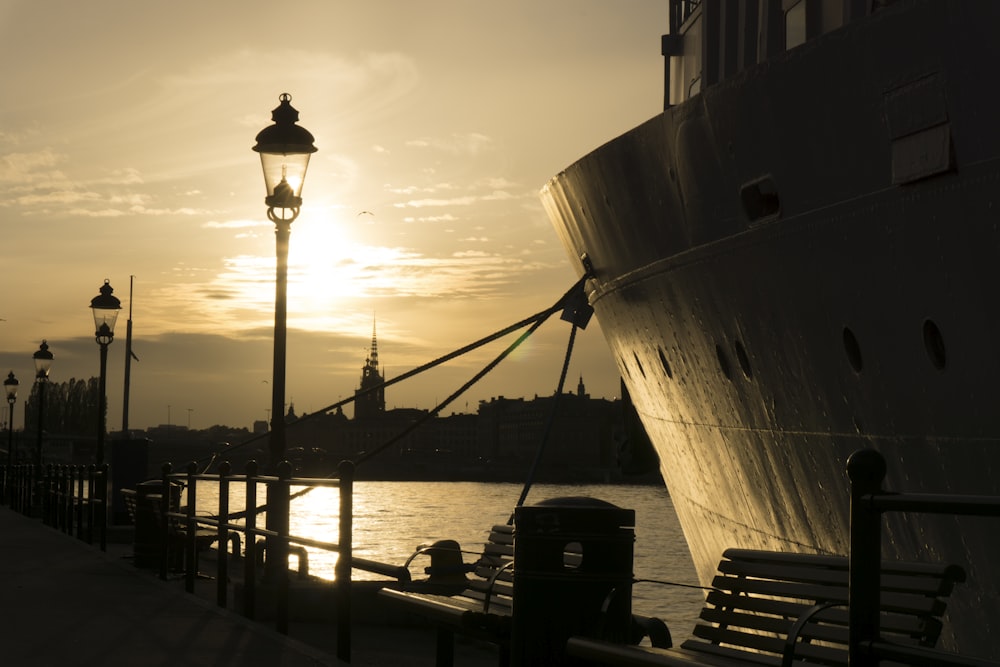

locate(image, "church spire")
[[355, 314, 385, 420], [367, 315, 379, 370]]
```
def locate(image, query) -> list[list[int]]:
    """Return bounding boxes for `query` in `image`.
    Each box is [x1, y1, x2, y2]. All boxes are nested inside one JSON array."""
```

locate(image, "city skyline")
[[0, 0, 665, 430]]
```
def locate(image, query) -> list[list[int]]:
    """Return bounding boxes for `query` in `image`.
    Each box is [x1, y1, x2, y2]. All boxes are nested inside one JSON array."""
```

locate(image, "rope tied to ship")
[[202, 274, 593, 520]]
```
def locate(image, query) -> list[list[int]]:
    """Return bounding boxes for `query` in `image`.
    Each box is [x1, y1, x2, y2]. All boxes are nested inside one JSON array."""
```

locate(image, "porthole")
[[843, 327, 863, 373], [657, 347, 673, 379], [716, 343, 733, 381], [633, 351, 646, 378], [734, 339, 752, 379], [923, 319, 947, 370], [620, 356, 632, 380]]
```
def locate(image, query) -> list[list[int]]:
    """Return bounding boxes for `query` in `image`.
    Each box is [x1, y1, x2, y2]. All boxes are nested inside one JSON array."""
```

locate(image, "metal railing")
[[0, 464, 108, 551], [150, 458, 409, 664], [848, 449, 1000, 667]]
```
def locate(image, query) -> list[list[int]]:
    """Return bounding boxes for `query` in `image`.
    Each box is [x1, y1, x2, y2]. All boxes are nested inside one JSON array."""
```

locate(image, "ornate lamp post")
[[253, 93, 316, 469], [32, 342, 52, 469], [4, 371, 18, 500], [90, 280, 121, 465]]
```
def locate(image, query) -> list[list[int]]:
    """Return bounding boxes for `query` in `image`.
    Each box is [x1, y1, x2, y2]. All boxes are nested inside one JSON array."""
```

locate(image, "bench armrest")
[[782, 601, 843, 667], [483, 559, 515, 613]]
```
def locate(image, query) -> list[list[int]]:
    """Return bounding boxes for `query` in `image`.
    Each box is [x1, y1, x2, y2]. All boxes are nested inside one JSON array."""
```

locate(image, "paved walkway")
[[0, 508, 498, 666]]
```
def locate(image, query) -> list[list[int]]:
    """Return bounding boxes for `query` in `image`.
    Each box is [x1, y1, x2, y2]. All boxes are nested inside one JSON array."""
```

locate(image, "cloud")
[[394, 195, 477, 209], [402, 214, 458, 223], [0, 148, 71, 189], [203, 219, 269, 229], [405, 132, 495, 155]]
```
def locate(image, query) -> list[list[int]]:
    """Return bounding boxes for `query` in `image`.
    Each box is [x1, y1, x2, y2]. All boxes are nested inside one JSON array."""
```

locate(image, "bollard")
[[511, 497, 635, 666], [217, 460, 232, 609], [243, 460, 259, 620]]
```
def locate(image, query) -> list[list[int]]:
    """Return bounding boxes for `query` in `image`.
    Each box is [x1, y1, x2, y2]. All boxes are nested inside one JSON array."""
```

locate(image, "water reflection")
[[193, 481, 704, 638]]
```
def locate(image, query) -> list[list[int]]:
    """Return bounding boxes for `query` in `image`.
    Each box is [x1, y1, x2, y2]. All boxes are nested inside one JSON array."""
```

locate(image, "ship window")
[[843, 327, 863, 373], [785, 0, 806, 49], [634, 351, 647, 378], [923, 319, 947, 370], [620, 355, 632, 380], [716, 343, 733, 381], [658, 347, 673, 379], [740, 176, 780, 222]]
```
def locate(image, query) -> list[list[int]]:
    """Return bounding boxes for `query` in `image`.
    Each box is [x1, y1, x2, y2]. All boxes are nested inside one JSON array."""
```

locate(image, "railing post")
[[159, 463, 172, 581], [80, 466, 89, 540], [56, 465, 66, 529], [40, 465, 49, 526], [275, 461, 292, 635], [217, 461, 231, 608], [39, 465, 49, 526], [85, 465, 94, 545], [243, 460, 258, 619], [336, 459, 354, 663], [68, 466, 77, 537], [86, 465, 96, 544], [64, 466, 73, 534], [847, 449, 887, 667], [77, 466, 87, 541], [98, 463, 108, 552], [185, 461, 198, 593]]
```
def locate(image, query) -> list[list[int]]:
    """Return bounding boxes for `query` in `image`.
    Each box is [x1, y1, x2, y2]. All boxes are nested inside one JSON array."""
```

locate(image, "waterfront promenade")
[[0, 508, 498, 666]]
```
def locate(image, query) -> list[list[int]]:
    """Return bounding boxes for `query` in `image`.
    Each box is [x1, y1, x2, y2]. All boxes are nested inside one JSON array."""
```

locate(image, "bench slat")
[[717, 558, 961, 597], [707, 576, 947, 617], [722, 548, 965, 582]]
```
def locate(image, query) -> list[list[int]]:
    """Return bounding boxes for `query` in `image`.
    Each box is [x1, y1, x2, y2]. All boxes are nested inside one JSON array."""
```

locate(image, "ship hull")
[[543, 1, 1000, 657]]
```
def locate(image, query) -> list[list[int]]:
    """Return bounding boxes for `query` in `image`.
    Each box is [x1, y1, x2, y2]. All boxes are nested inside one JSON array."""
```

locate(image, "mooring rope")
[[513, 321, 578, 513], [201, 275, 590, 519], [197, 274, 588, 472]]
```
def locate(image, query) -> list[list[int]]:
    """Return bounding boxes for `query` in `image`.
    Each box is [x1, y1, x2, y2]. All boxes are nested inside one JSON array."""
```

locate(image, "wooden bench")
[[121, 488, 138, 524], [380, 524, 519, 665], [123, 485, 217, 573], [568, 547, 966, 667], [381, 523, 670, 666]]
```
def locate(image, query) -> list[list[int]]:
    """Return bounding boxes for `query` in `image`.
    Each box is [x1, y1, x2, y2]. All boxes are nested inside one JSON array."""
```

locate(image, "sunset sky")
[[0, 0, 665, 432]]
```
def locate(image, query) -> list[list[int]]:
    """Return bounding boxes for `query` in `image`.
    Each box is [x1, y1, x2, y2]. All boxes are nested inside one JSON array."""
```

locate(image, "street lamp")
[[32, 342, 52, 469], [4, 371, 18, 489], [253, 93, 317, 469], [90, 279, 121, 465]]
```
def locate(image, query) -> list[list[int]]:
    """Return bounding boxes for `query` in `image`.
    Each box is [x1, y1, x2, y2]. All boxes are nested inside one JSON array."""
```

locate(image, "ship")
[[541, 0, 1000, 658]]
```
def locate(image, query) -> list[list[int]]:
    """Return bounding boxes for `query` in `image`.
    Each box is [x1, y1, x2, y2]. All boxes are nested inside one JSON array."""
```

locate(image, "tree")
[[24, 377, 102, 437]]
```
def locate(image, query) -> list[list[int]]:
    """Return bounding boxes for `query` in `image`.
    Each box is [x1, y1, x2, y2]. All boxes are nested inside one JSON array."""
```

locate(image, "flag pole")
[[122, 275, 135, 434]]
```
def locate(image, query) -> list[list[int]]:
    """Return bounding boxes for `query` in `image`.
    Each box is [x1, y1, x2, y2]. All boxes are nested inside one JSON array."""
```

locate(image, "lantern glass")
[[90, 280, 121, 343], [4, 371, 18, 401], [259, 152, 312, 206], [33, 342, 53, 379]]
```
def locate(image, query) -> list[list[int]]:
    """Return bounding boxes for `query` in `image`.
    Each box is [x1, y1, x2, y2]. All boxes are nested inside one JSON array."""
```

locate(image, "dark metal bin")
[[511, 497, 635, 666], [133, 479, 182, 568]]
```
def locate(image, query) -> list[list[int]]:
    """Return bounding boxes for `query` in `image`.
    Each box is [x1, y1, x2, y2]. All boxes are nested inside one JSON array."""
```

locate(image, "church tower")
[[354, 318, 385, 420]]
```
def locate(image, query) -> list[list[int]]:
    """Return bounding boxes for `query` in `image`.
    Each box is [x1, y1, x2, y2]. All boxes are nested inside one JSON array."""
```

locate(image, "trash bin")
[[511, 497, 635, 666], [133, 479, 182, 568], [111, 439, 149, 526]]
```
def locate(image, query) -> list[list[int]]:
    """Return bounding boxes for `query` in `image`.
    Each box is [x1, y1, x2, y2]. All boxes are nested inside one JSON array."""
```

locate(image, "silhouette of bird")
[[358, 210, 374, 217]]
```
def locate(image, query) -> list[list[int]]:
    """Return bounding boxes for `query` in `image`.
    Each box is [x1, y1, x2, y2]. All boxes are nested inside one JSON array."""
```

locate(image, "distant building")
[[277, 325, 650, 482]]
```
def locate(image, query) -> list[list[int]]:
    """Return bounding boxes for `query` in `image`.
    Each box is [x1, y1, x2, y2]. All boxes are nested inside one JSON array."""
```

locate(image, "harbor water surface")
[[194, 481, 705, 639]]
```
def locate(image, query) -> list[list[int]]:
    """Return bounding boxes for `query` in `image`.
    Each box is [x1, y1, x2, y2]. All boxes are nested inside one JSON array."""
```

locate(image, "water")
[[194, 481, 705, 640]]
